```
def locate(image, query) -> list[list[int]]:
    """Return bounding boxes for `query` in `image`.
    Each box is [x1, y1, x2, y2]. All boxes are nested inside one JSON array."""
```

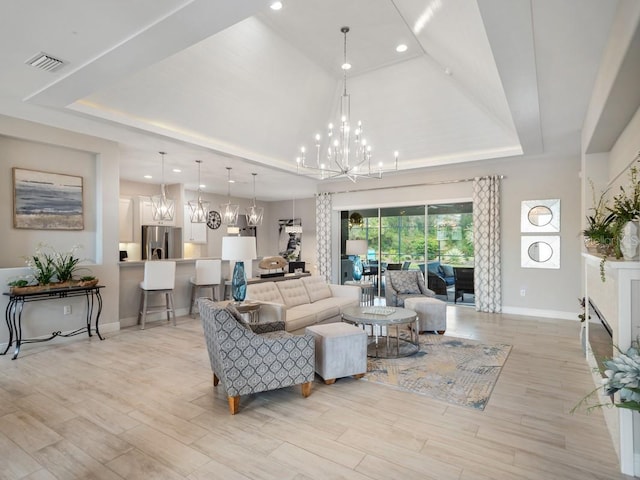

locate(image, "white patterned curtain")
[[315, 193, 332, 282], [473, 176, 501, 313]]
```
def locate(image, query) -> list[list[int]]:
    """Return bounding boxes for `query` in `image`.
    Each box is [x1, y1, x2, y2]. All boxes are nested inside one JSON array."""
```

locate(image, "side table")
[[231, 301, 261, 324], [345, 281, 375, 306]]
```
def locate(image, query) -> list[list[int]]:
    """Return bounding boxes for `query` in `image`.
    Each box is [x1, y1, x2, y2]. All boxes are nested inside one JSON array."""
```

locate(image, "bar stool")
[[138, 261, 176, 329], [189, 259, 222, 317]]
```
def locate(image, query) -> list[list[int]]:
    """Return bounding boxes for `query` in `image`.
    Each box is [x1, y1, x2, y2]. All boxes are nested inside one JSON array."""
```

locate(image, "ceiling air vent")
[[25, 52, 65, 72]]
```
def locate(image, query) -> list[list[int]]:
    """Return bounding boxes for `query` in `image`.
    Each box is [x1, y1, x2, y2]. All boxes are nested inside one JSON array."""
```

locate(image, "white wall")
[[324, 152, 582, 318], [0, 115, 120, 341]]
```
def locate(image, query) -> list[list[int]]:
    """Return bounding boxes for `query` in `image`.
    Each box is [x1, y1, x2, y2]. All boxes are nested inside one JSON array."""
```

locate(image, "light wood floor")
[[0, 306, 635, 479]]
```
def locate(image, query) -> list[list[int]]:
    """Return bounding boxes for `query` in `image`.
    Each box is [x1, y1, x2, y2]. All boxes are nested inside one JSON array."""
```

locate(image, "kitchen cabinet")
[[119, 197, 134, 242], [140, 196, 175, 226], [184, 205, 207, 244]]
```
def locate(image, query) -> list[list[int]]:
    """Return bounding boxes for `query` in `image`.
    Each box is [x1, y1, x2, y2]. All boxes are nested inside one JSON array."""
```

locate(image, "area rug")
[[364, 335, 512, 410]]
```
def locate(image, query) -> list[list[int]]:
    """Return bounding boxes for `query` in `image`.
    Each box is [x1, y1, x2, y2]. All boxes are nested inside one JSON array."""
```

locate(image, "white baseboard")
[[501, 306, 577, 321], [100, 321, 120, 334]]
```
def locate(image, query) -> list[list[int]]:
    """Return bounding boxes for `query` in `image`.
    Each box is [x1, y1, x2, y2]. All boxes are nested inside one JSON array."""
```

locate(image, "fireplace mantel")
[[583, 253, 639, 475]]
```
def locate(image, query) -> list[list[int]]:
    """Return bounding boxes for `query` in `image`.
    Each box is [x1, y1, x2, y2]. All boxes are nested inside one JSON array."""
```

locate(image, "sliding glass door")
[[341, 201, 473, 304]]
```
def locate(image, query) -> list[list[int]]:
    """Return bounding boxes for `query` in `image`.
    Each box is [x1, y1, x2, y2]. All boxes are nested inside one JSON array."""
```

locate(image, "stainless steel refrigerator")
[[141, 225, 183, 260]]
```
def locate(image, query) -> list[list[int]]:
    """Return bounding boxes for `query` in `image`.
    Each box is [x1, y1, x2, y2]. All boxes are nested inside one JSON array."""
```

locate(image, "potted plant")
[[7, 278, 30, 295], [20, 243, 95, 290], [583, 180, 616, 254], [572, 339, 640, 413], [609, 161, 640, 260]]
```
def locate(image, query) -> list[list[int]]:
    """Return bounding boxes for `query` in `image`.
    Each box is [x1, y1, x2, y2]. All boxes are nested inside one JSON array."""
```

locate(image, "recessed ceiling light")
[[341, 62, 351, 70], [270, 1, 283, 10], [199, 184, 206, 189], [396, 44, 408, 53], [172, 168, 181, 173], [228, 179, 235, 184], [144, 175, 152, 179]]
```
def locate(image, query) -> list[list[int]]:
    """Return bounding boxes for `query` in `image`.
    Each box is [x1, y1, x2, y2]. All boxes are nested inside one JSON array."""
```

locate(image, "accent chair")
[[198, 299, 315, 414], [384, 270, 436, 307]]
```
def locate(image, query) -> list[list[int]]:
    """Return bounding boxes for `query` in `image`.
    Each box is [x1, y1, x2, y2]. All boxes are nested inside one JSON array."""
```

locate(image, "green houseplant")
[[12, 243, 94, 292], [583, 180, 616, 254], [608, 162, 640, 260]]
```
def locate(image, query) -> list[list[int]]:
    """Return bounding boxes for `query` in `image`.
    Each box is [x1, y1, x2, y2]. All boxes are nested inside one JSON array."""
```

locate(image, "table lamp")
[[221, 236, 257, 302], [346, 239, 368, 281]]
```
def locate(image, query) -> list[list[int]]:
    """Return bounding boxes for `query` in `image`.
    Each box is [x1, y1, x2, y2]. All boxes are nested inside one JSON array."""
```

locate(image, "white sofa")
[[245, 276, 361, 334]]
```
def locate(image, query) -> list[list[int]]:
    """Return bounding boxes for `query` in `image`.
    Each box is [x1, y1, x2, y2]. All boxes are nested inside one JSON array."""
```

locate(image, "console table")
[[3, 285, 105, 360]]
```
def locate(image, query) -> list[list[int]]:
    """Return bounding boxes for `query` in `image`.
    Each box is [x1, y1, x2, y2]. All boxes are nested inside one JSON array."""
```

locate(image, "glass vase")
[[352, 256, 363, 281], [232, 261, 247, 302]]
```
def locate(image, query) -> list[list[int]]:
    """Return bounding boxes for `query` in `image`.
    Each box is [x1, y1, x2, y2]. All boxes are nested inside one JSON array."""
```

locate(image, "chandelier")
[[220, 167, 239, 225], [296, 26, 399, 183], [245, 173, 264, 227], [151, 151, 175, 221], [188, 160, 210, 223]]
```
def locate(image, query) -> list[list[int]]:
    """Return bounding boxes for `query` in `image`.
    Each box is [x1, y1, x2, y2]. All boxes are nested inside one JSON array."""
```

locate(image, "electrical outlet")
[[520, 289, 526, 297], [63, 305, 72, 315]]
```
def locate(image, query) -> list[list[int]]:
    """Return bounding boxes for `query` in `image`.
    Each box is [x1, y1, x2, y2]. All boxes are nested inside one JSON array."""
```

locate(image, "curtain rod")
[[317, 174, 505, 196]]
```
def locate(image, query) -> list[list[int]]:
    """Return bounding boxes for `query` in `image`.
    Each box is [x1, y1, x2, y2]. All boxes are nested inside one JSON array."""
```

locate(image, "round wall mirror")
[[527, 205, 553, 227], [528, 241, 553, 263]]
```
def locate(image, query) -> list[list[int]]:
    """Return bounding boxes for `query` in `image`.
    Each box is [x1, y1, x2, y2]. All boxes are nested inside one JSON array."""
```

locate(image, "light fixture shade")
[[246, 205, 264, 227], [222, 166, 239, 225], [245, 172, 263, 227], [151, 185, 175, 222], [189, 159, 210, 223], [152, 152, 175, 221], [221, 203, 239, 225], [346, 239, 368, 255], [227, 226, 240, 235], [189, 197, 210, 223], [221, 236, 257, 261]]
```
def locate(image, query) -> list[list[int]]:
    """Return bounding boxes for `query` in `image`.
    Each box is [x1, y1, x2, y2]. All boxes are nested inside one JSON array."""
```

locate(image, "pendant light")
[[151, 151, 175, 221], [188, 160, 210, 223], [245, 173, 264, 227], [220, 167, 239, 225]]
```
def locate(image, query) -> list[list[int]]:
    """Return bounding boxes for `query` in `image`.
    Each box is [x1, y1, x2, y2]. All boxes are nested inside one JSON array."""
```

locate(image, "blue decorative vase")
[[232, 261, 247, 302], [352, 256, 363, 281]]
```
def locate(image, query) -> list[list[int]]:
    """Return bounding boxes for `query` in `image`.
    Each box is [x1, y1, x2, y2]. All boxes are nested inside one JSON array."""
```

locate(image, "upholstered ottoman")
[[404, 297, 447, 334], [305, 323, 367, 384]]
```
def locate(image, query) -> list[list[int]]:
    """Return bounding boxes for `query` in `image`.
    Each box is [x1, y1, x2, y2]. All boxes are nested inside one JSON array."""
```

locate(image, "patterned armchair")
[[384, 270, 436, 307], [198, 299, 315, 414]]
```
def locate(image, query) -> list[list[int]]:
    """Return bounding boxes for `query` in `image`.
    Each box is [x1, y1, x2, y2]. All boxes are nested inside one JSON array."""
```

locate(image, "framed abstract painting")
[[13, 168, 84, 230]]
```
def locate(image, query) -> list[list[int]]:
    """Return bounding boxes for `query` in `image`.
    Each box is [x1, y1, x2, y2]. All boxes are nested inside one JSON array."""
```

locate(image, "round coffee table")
[[341, 306, 419, 358]]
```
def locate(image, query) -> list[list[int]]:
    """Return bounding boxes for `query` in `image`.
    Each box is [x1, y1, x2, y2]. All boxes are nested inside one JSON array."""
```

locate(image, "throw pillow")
[[427, 262, 441, 275], [441, 264, 455, 278], [391, 274, 421, 294]]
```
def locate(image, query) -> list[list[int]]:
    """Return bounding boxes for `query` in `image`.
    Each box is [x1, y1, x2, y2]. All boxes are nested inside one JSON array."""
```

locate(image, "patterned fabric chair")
[[384, 270, 435, 307], [198, 298, 315, 414]]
